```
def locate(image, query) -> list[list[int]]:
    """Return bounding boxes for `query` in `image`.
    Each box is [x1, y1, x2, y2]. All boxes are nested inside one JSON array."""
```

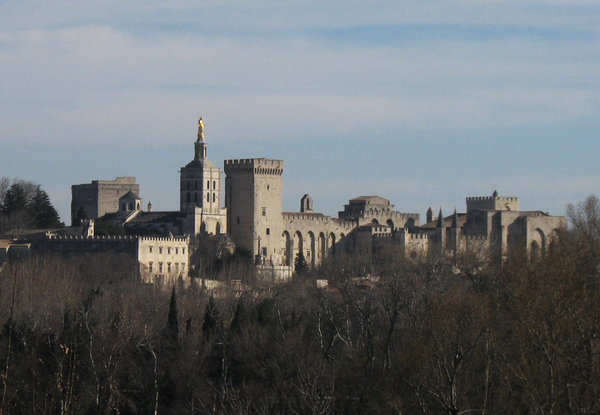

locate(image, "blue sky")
[[1, 1, 599, 223]]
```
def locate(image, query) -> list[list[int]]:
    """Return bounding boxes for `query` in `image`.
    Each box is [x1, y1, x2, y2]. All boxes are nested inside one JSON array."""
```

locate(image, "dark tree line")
[[0, 177, 62, 233], [0, 196, 600, 413]]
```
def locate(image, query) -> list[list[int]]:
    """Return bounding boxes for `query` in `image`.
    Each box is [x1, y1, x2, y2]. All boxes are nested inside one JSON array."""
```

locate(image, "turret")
[[426, 207, 433, 223], [300, 194, 313, 213], [437, 208, 444, 228]]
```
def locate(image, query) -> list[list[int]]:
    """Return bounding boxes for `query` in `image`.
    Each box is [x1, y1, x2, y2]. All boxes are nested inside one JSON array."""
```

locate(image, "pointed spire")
[[437, 207, 444, 228], [426, 206, 433, 223], [452, 208, 458, 228]]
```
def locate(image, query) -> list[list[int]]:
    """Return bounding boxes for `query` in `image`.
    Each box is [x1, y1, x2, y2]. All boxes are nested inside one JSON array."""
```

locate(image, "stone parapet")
[[224, 159, 284, 176]]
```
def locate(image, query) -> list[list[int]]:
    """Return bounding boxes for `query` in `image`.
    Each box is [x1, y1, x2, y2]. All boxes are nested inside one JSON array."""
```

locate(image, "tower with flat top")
[[224, 158, 285, 265]]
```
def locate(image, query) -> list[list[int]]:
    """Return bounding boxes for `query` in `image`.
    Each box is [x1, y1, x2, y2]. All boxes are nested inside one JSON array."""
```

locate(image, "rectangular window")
[[159, 247, 163, 254], [149, 262, 153, 273], [167, 247, 171, 255], [262, 247, 267, 257], [175, 248, 179, 255], [167, 262, 171, 273], [175, 263, 179, 272], [148, 246, 153, 253], [159, 262, 163, 273], [182, 248, 186, 254], [262, 207, 266, 216], [266, 228, 270, 235]]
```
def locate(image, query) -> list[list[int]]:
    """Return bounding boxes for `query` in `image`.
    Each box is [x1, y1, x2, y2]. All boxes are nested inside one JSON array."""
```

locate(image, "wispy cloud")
[[1, 1, 598, 222]]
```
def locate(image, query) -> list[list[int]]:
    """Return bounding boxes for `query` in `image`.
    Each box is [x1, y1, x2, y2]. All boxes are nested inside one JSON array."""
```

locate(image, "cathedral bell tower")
[[179, 117, 227, 235], [179, 117, 222, 217]]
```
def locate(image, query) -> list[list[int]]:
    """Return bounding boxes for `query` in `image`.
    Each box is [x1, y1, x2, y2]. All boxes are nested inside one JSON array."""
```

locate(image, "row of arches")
[[282, 230, 348, 268]]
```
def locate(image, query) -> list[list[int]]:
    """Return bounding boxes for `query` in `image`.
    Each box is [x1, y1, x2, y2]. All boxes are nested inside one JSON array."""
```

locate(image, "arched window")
[[213, 193, 216, 202], [187, 192, 191, 202], [207, 193, 210, 202], [207, 180, 210, 189], [213, 180, 216, 189]]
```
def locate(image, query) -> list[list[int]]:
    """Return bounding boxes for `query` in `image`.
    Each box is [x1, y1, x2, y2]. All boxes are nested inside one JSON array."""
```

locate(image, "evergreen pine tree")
[[2, 183, 28, 215], [29, 186, 62, 228]]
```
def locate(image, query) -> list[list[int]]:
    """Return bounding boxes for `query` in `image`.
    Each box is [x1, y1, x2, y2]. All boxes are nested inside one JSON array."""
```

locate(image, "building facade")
[[67, 117, 566, 283], [71, 177, 139, 225]]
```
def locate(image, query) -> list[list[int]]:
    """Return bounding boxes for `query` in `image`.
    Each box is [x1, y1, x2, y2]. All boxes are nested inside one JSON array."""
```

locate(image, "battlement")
[[283, 212, 331, 222], [282, 212, 357, 230], [48, 234, 137, 241], [46, 234, 189, 243], [466, 196, 518, 202], [466, 193, 520, 212], [138, 236, 189, 243], [224, 158, 284, 175]]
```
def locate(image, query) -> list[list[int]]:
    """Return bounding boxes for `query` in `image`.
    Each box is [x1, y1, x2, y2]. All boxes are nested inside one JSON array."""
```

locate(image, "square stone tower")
[[224, 158, 284, 265], [71, 177, 139, 225]]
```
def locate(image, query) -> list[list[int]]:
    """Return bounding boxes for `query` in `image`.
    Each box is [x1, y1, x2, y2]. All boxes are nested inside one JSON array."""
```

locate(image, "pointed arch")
[[329, 233, 336, 255], [308, 231, 316, 268], [294, 231, 303, 263], [318, 232, 326, 265], [282, 231, 292, 266]]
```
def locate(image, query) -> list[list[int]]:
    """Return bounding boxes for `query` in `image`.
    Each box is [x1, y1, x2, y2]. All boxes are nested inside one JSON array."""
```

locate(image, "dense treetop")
[[0, 177, 62, 233]]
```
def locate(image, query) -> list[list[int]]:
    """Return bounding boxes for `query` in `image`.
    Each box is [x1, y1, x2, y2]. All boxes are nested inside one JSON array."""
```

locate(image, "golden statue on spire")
[[197, 117, 205, 140]]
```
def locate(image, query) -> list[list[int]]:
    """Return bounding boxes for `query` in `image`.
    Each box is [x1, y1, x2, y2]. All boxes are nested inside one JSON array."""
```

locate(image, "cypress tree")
[[165, 287, 179, 341]]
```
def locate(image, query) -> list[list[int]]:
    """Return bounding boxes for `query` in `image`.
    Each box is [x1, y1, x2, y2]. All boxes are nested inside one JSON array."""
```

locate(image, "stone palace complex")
[[62, 117, 566, 283]]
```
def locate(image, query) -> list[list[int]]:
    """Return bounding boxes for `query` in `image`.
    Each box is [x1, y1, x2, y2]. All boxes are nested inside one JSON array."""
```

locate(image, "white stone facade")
[[137, 236, 190, 284]]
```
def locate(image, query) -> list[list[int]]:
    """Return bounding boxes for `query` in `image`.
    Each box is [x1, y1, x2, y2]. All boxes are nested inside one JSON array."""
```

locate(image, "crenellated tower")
[[224, 158, 285, 265]]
